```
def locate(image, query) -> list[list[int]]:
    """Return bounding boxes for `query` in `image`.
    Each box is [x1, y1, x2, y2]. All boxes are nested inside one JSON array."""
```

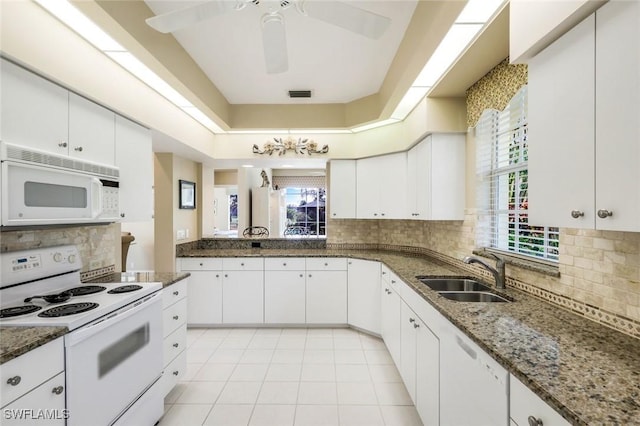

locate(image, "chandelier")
[[252, 137, 329, 156]]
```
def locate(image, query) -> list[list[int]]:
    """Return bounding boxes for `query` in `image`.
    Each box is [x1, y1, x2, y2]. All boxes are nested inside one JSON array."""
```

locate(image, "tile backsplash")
[[328, 214, 640, 339], [0, 224, 119, 273]]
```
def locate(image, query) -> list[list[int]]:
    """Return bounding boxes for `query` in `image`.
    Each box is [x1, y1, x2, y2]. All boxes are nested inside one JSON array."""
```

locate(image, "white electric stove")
[[0, 245, 164, 426]]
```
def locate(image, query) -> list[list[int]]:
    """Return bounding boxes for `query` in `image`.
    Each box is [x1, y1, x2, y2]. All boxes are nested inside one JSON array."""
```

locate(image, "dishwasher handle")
[[455, 334, 477, 360]]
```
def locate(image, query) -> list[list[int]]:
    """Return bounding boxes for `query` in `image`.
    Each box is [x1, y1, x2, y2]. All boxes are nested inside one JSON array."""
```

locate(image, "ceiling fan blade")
[[299, 1, 391, 39], [146, 0, 239, 33], [261, 13, 288, 74]]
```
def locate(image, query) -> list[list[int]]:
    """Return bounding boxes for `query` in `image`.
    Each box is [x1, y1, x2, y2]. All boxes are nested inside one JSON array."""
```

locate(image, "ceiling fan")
[[145, 0, 391, 74]]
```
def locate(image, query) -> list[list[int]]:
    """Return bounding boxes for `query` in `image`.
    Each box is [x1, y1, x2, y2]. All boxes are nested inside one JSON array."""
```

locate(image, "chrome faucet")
[[463, 254, 506, 290]]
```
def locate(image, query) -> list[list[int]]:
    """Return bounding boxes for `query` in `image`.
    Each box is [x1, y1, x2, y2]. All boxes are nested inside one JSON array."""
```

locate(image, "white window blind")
[[476, 85, 559, 262]]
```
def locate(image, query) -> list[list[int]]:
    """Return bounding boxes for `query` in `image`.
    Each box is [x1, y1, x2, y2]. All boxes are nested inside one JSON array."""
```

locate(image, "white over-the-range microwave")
[[0, 142, 120, 227]]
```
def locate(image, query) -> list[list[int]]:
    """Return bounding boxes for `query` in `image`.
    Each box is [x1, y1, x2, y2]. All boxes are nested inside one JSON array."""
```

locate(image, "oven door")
[[64, 292, 163, 426], [1, 160, 104, 226]]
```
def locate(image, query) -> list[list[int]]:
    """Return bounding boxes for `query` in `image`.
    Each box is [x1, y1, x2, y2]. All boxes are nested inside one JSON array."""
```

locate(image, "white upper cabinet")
[[356, 152, 407, 219], [407, 134, 465, 220], [68, 93, 115, 165], [594, 0, 640, 232], [529, 1, 640, 231], [116, 116, 153, 222], [328, 160, 357, 219], [1, 59, 69, 154]]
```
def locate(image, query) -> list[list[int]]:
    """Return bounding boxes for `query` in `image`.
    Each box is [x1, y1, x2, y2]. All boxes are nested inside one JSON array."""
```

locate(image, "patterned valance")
[[272, 176, 326, 189]]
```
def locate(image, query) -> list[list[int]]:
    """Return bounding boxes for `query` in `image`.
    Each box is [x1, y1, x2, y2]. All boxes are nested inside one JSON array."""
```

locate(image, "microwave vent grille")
[[5, 145, 119, 179]]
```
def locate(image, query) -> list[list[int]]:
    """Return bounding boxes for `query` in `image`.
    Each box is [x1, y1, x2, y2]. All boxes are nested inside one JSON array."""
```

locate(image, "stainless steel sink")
[[417, 278, 491, 292], [439, 291, 510, 303]]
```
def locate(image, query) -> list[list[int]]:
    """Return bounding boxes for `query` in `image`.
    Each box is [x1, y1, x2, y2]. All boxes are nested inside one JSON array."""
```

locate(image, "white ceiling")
[[143, 0, 418, 105]]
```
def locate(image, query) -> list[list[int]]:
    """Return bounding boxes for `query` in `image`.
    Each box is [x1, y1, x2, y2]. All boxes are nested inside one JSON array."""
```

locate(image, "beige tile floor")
[[159, 328, 424, 426]]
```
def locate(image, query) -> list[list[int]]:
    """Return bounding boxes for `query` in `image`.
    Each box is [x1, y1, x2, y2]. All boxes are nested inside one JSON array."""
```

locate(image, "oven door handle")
[[90, 177, 104, 219], [65, 292, 161, 347]]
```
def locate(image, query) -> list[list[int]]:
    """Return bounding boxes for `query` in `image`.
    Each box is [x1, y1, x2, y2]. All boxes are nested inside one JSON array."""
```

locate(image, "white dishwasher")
[[440, 324, 509, 426]]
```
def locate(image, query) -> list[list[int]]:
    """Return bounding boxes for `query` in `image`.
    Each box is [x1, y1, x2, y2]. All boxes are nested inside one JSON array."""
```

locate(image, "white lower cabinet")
[[380, 275, 402, 367], [510, 374, 570, 426], [223, 270, 264, 324], [415, 319, 439, 426], [1, 372, 66, 426], [306, 270, 348, 324], [160, 278, 188, 397], [186, 270, 223, 325], [400, 302, 419, 402], [264, 258, 306, 324], [347, 258, 381, 334]]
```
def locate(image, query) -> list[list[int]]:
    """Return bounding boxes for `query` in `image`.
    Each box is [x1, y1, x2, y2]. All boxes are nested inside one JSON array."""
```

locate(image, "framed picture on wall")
[[179, 180, 196, 209]]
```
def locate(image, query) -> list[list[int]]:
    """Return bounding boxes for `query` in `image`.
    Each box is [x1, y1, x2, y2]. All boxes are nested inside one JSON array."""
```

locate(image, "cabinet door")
[[329, 160, 357, 219], [347, 259, 381, 334], [406, 144, 419, 218], [264, 270, 306, 323], [1, 372, 66, 426], [356, 156, 381, 219], [116, 116, 153, 222], [306, 270, 347, 324], [594, 0, 640, 232], [378, 152, 407, 219], [416, 319, 439, 426], [528, 15, 595, 228], [380, 282, 401, 367], [1, 59, 69, 155], [223, 270, 264, 324], [186, 271, 222, 325], [68, 93, 115, 165], [510, 374, 570, 426], [400, 302, 417, 403], [430, 134, 465, 220]]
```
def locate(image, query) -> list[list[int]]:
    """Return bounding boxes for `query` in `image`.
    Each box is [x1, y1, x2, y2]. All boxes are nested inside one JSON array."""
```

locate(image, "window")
[[284, 187, 326, 236], [476, 86, 559, 262]]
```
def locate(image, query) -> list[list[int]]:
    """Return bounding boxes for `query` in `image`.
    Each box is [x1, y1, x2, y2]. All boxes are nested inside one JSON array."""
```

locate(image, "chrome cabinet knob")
[[570, 210, 584, 218], [528, 416, 543, 426], [299, 274, 304, 278], [120, 213, 126, 218], [7, 376, 21, 386], [409, 318, 415, 323], [173, 291, 179, 296], [74, 146, 83, 152], [58, 141, 68, 148], [173, 343, 179, 348], [173, 371, 179, 376], [597, 209, 613, 218], [413, 323, 420, 329], [173, 315, 179, 320], [240, 262, 245, 266], [199, 263, 203, 266], [52, 386, 64, 395]]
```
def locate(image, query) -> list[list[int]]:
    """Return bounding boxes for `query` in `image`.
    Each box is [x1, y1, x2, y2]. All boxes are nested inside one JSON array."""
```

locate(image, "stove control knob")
[[53, 253, 63, 262], [68, 255, 77, 264]]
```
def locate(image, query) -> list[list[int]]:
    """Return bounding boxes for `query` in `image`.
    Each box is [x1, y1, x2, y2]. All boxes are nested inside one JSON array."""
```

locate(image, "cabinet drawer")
[[180, 258, 222, 271], [163, 326, 187, 367], [160, 349, 186, 397], [306, 257, 347, 270], [162, 278, 187, 308], [162, 298, 187, 338], [264, 257, 306, 270], [0, 337, 64, 408], [222, 257, 263, 270], [510, 374, 569, 426], [1, 372, 66, 425]]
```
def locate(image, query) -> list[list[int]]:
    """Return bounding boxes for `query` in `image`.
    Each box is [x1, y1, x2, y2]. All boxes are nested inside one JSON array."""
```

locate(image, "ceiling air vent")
[[288, 90, 312, 98]]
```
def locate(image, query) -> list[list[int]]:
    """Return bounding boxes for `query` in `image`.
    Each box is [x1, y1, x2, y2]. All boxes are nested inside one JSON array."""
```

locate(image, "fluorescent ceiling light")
[[456, 0, 505, 24], [289, 129, 351, 134], [34, 0, 124, 51], [391, 86, 430, 120], [351, 118, 400, 133], [227, 130, 289, 135], [182, 106, 224, 133], [413, 24, 482, 87]]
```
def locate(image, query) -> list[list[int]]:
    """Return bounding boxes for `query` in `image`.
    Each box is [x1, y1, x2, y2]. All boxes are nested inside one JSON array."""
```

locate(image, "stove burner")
[[67, 285, 106, 296], [0, 305, 42, 318], [38, 302, 99, 318], [108, 285, 143, 294]]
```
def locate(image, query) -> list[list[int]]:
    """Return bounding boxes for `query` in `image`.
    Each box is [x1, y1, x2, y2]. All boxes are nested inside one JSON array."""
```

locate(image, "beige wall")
[[328, 60, 640, 339]]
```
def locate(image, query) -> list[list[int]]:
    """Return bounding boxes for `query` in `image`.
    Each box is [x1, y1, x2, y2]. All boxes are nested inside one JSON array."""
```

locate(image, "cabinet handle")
[[385, 288, 391, 294], [52, 386, 64, 395], [324, 262, 328, 266], [382, 271, 386, 275], [374, 213, 378, 216], [241, 262, 245, 266], [173, 315, 179, 320], [225, 274, 228, 278], [173, 291, 179, 296], [283, 263, 287, 266], [173, 371, 179, 376], [74, 146, 83, 152], [6, 376, 21, 386], [199, 263, 203, 266], [381, 213, 385, 217], [409, 318, 415, 323], [120, 213, 126, 218], [58, 141, 68, 148], [413, 323, 420, 329], [391, 280, 396, 284], [570, 210, 584, 218], [597, 209, 613, 219], [528, 416, 543, 426], [309, 274, 312, 277], [332, 213, 336, 216], [173, 343, 179, 348], [216, 274, 220, 278], [299, 274, 303, 278]]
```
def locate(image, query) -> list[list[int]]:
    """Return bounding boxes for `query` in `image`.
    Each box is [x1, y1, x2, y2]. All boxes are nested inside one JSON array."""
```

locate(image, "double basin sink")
[[416, 277, 511, 303]]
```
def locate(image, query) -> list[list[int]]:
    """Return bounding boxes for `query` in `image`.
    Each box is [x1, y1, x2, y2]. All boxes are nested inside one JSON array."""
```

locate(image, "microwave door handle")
[[91, 177, 103, 219]]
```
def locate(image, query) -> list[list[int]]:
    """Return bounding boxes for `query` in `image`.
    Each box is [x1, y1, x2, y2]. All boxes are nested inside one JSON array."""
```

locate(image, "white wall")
[[213, 187, 231, 231]]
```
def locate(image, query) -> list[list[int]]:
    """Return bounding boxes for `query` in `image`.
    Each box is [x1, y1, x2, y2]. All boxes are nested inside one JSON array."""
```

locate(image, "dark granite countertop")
[[178, 248, 640, 425], [0, 326, 67, 364]]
